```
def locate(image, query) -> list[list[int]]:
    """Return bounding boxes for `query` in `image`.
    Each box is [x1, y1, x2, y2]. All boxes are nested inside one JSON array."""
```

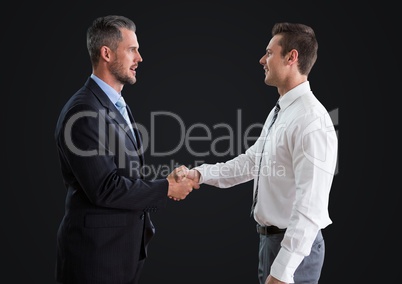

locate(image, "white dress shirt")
[[194, 81, 338, 283]]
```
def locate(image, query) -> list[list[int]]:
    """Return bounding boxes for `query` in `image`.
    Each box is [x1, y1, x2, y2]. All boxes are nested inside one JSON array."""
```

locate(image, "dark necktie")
[[250, 100, 280, 216], [115, 96, 137, 145]]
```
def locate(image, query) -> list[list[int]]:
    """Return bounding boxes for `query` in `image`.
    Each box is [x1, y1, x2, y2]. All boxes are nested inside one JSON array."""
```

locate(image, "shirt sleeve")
[[194, 145, 259, 188], [271, 111, 338, 283]]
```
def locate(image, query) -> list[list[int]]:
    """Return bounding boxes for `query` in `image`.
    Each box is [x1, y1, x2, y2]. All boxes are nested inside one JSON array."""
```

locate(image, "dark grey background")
[[2, 1, 393, 283]]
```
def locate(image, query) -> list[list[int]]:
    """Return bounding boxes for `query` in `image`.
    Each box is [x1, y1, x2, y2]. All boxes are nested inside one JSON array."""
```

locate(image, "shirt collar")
[[278, 81, 311, 110], [90, 74, 121, 105]]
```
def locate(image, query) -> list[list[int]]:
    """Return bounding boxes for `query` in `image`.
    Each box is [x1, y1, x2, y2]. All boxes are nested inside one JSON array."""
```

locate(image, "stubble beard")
[[110, 60, 137, 85]]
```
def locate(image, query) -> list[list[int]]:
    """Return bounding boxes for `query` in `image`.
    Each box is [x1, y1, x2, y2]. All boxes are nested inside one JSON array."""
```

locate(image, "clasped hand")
[[166, 165, 200, 201]]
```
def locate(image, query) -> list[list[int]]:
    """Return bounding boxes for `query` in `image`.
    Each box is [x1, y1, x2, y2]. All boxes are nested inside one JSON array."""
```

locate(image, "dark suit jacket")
[[54, 77, 169, 284]]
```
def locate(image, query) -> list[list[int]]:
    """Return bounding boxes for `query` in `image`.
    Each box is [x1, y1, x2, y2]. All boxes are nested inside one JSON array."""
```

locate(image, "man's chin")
[[121, 77, 137, 85]]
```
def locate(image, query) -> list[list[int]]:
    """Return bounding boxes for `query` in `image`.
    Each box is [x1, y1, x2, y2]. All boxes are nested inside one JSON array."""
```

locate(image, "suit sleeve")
[[56, 103, 168, 211]]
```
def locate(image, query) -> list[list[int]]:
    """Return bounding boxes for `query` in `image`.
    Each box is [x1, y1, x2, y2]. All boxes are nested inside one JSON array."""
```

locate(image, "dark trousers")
[[258, 230, 325, 284], [133, 259, 145, 284], [56, 259, 145, 284]]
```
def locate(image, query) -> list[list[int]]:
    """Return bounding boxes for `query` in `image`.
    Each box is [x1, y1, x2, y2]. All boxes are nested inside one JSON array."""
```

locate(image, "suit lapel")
[[125, 105, 144, 166], [126, 105, 143, 152], [84, 78, 142, 154]]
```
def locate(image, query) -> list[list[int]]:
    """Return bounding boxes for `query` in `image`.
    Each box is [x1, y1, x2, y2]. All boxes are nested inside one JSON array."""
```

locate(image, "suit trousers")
[[56, 259, 145, 284], [258, 230, 325, 284]]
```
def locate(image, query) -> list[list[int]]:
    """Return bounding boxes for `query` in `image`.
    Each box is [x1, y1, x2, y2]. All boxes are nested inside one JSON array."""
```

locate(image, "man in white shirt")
[[178, 22, 338, 284]]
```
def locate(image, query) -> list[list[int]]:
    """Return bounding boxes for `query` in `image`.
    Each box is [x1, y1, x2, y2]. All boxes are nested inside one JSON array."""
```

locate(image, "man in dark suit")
[[54, 15, 196, 284]]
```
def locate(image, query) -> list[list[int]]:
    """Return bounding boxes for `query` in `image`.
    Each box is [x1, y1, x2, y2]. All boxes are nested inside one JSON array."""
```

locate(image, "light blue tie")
[[115, 96, 137, 144]]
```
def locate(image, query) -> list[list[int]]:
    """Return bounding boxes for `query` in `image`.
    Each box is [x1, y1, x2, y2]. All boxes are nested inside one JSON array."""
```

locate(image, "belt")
[[256, 224, 286, 235]]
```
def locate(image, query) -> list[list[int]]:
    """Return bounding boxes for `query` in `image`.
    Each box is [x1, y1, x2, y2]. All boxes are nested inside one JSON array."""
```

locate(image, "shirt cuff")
[[193, 165, 205, 184], [270, 248, 304, 283]]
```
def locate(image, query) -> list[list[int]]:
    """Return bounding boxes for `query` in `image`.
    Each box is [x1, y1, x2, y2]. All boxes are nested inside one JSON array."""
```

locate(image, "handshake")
[[166, 165, 201, 201]]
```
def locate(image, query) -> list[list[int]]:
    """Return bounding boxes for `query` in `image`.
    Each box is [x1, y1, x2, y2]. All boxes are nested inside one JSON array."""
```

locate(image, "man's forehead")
[[266, 35, 281, 50], [121, 29, 139, 45]]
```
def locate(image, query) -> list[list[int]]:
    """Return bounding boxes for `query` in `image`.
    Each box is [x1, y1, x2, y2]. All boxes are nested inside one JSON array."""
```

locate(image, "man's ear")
[[287, 49, 298, 66], [100, 46, 112, 62]]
